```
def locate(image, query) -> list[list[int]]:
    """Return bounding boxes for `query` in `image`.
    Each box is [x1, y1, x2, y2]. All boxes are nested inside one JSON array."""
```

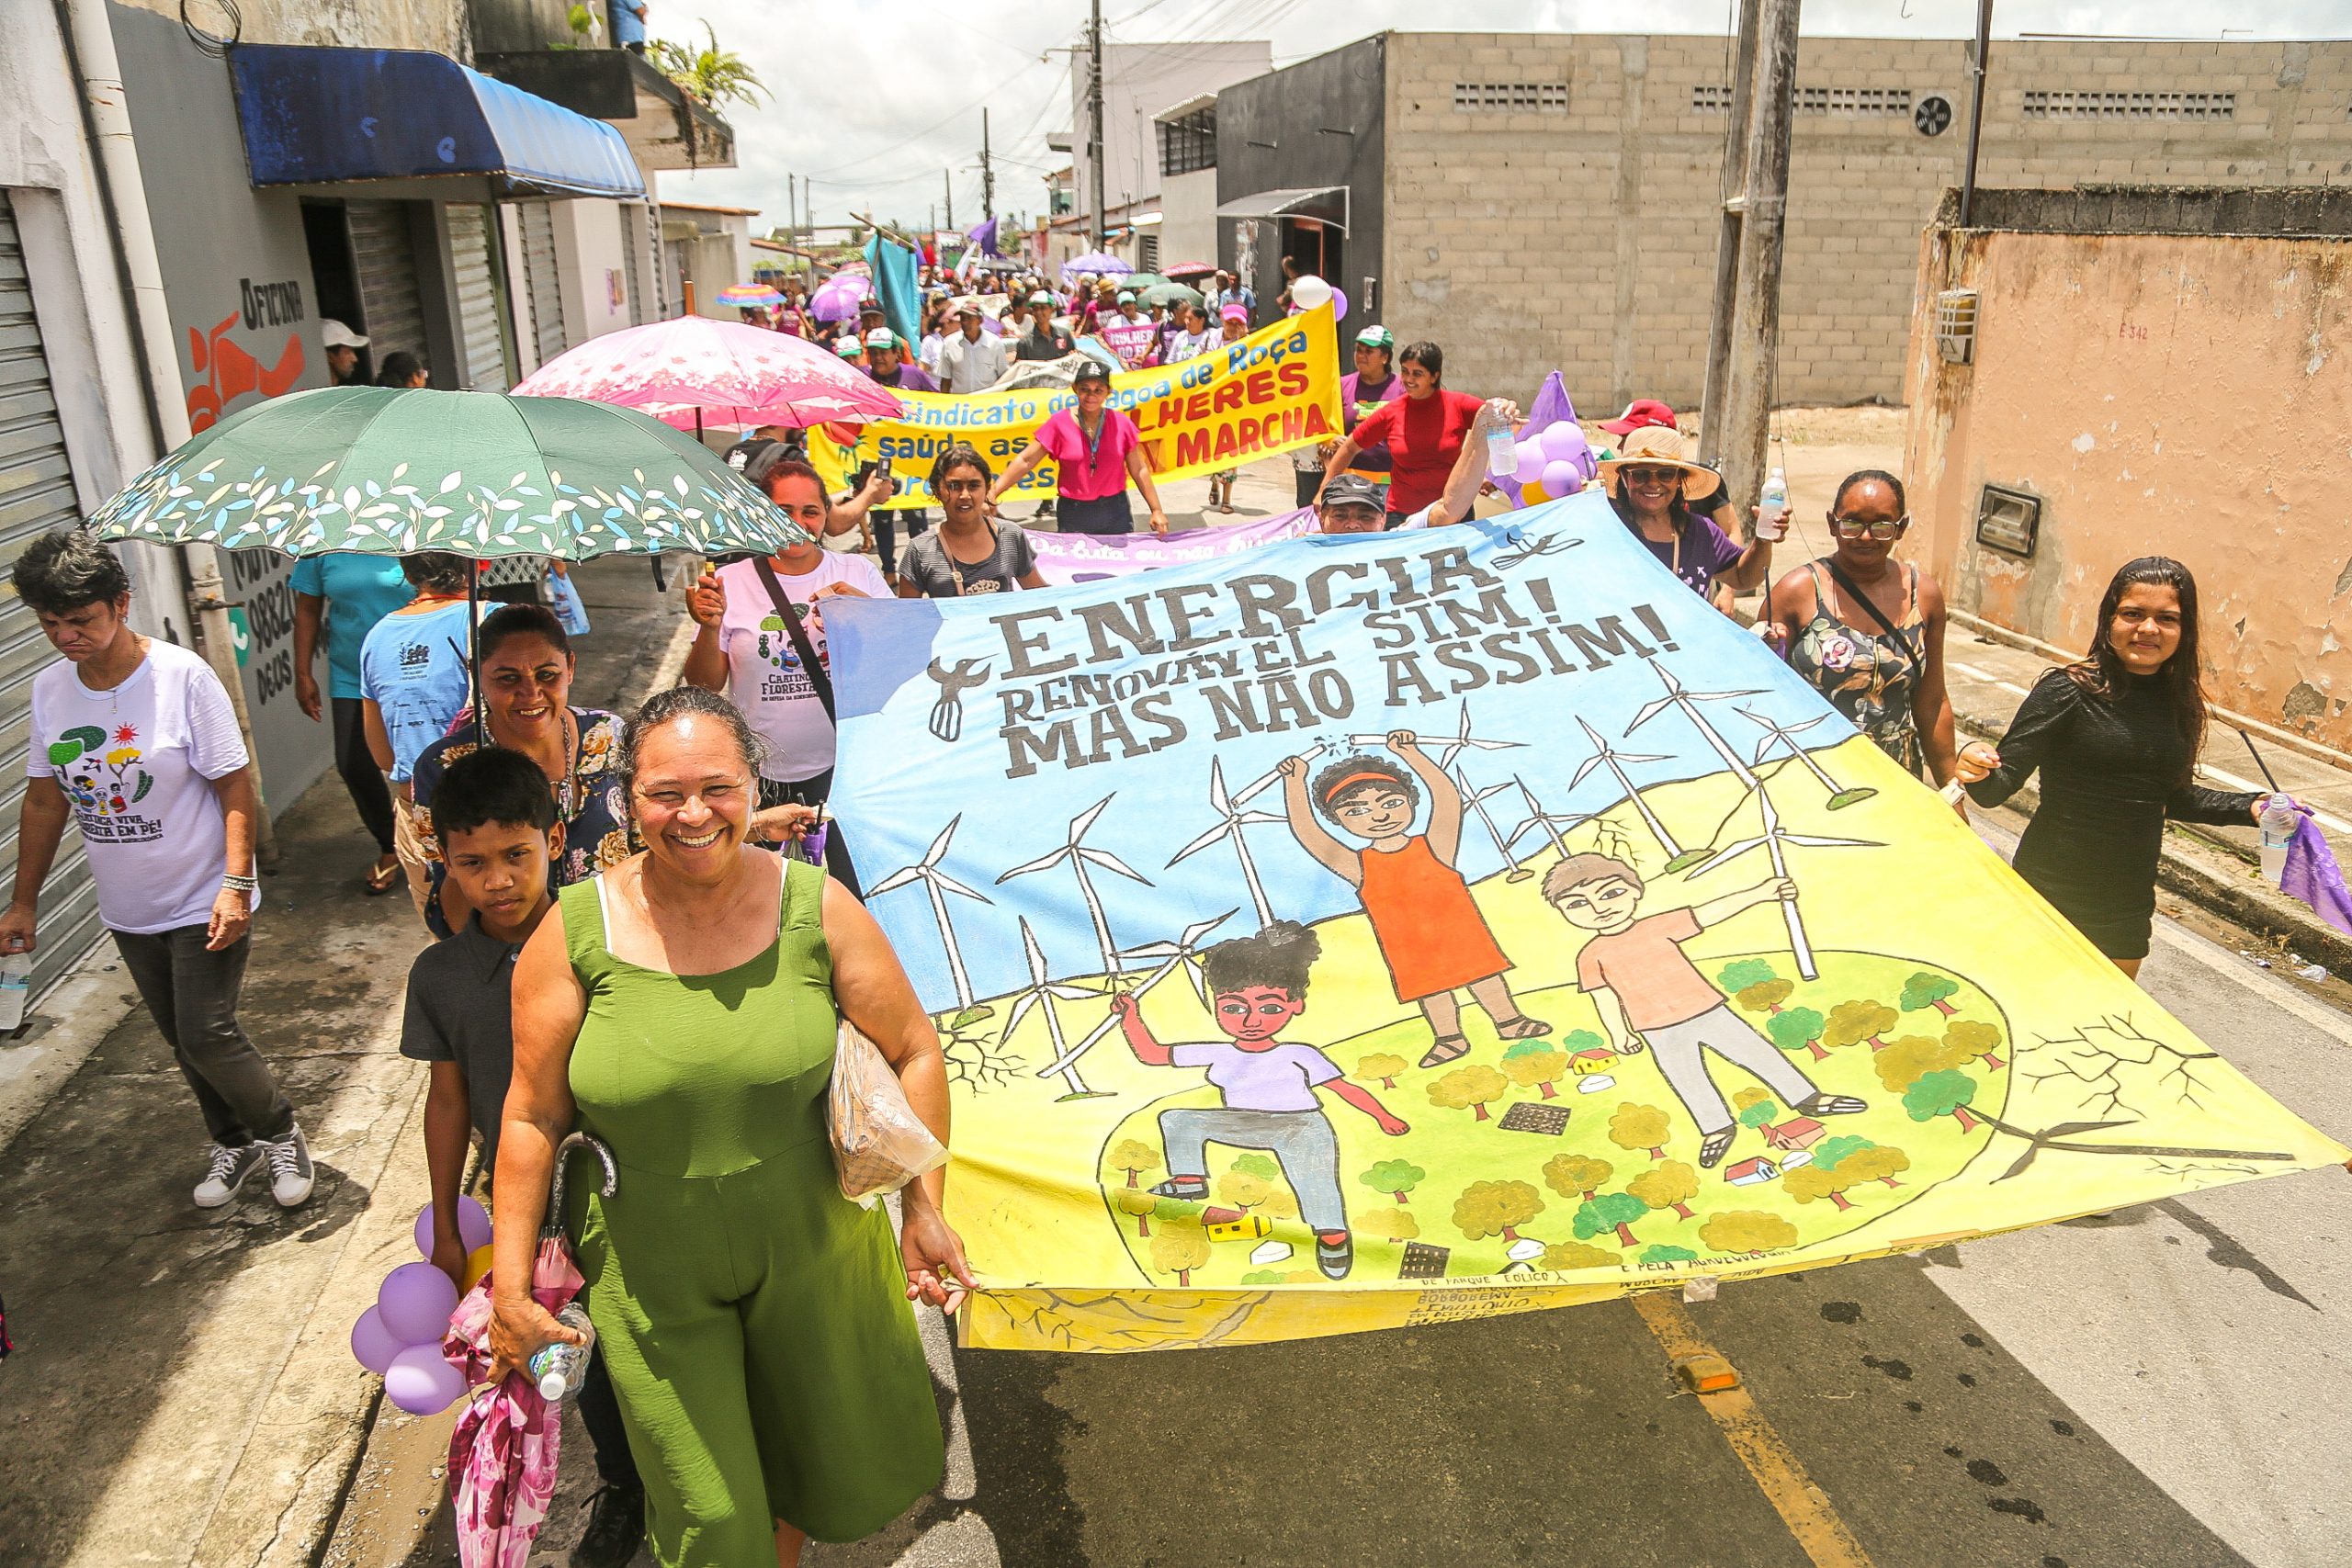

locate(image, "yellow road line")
[[1632, 1292, 1877, 1568]]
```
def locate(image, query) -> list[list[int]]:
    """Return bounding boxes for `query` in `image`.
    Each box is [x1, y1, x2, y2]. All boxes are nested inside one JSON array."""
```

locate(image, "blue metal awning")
[[229, 44, 646, 199]]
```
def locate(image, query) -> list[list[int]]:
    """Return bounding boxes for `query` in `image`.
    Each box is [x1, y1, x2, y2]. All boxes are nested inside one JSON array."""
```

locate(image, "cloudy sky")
[[646, 0, 2343, 232]]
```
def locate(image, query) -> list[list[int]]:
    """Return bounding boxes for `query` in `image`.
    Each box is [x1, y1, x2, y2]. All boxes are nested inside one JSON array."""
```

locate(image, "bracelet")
[[221, 874, 258, 892]]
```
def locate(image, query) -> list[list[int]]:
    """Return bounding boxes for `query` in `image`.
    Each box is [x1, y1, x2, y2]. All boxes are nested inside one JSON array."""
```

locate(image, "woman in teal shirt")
[[292, 553, 413, 894]]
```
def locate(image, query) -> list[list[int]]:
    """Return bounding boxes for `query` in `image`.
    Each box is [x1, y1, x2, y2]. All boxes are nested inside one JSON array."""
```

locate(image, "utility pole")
[[1700, 0, 1801, 524], [1959, 0, 1994, 226], [981, 107, 996, 221], [786, 173, 797, 243], [1087, 0, 1107, 249], [944, 171, 954, 232], [1697, 0, 1763, 471]]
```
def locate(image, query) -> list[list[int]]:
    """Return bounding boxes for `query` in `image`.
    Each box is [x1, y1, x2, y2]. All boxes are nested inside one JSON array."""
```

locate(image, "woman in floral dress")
[[411, 603, 639, 937]]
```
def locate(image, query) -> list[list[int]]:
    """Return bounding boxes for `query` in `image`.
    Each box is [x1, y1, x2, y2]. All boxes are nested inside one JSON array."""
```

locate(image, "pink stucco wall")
[[1905, 225, 2352, 750]]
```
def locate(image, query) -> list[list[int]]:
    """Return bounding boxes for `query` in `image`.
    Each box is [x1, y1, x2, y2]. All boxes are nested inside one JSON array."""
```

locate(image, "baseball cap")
[[1220, 303, 1249, 324], [1355, 325, 1395, 350], [1070, 360, 1112, 388], [1028, 290, 1053, 305], [1600, 398, 1679, 436], [865, 328, 897, 349], [1116, 290, 1136, 304], [321, 319, 368, 349], [954, 299, 983, 317], [858, 298, 884, 315], [835, 339, 864, 358], [1317, 473, 1386, 513]]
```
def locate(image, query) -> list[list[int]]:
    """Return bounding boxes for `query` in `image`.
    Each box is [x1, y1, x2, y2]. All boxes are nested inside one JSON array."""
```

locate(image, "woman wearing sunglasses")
[[1760, 468, 1958, 789], [1598, 425, 1774, 612]]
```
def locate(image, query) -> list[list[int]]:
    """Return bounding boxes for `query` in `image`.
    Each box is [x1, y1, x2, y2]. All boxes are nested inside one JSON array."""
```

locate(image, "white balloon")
[[1290, 275, 1334, 310]]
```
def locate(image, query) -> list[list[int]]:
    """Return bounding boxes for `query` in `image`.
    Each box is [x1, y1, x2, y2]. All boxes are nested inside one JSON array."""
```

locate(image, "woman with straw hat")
[[1598, 425, 1773, 610]]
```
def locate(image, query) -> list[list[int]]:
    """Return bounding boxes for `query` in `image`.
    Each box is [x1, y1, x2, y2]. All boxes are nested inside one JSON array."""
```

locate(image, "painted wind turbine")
[[1346, 700, 1524, 772], [1167, 758, 1282, 928], [1005, 917, 1113, 1100], [1035, 908, 1238, 1087], [866, 814, 992, 1013], [1455, 769, 1535, 883], [995, 795, 1153, 976], [1569, 716, 1687, 864], [1503, 774, 1590, 863], [1737, 707, 1877, 809], [1625, 659, 1773, 869], [1681, 789, 1880, 980]]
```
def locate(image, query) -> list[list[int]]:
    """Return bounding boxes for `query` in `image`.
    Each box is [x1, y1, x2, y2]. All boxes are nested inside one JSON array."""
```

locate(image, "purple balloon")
[[413, 1197, 493, 1259], [383, 1343, 466, 1416], [1537, 421, 1580, 462], [378, 1261, 459, 1347], [1514, 442, 1548, 487], [1541, 459, 1582, 497], [350, 1305, 405, 1376]]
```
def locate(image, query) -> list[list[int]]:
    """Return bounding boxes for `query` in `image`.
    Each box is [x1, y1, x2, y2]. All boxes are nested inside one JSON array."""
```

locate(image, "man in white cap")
[[862, 329, 937, 393], [1103, 290, 1158, 369], [321, 320, 368, 386], [936, 299, 1007, 394]]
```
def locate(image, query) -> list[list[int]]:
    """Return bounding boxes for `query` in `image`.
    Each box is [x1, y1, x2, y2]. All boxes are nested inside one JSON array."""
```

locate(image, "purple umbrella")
[[1060, 252, 1132, 281], [809, 276, 868, 323]]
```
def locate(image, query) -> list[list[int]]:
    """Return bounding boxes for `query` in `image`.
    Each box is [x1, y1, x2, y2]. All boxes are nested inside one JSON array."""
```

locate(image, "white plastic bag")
[[828, 1019, 949, 1208]]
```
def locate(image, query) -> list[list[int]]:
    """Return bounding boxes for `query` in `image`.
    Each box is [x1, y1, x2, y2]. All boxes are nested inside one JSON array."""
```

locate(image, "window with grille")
[[1694, 85, 1912, 115], [1453, 82, 1569, 112], [1138, 234, 1159, 271], [1158, 108, 1217, 176], [2020, 91, 2235, 120]]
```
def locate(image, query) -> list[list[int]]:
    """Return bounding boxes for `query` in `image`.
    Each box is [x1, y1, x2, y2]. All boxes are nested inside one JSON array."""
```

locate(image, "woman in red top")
[[1317, 342, 1484, 528], [1278, 731, 1549, 1069]]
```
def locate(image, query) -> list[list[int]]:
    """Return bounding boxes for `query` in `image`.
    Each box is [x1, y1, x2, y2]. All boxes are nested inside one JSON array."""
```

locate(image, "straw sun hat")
[[1596, 424, 1716, 499]]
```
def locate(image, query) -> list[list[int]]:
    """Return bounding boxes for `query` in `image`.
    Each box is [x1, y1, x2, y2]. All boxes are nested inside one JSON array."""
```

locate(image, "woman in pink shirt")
[[987, 361, 1169, 536]]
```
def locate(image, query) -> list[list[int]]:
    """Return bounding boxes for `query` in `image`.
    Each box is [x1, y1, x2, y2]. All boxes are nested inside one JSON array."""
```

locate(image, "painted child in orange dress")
[[1278, 730, 1550, 1067]]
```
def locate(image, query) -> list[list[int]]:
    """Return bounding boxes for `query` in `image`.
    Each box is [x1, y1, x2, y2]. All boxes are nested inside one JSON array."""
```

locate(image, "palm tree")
[[650, 23, 769, 110]]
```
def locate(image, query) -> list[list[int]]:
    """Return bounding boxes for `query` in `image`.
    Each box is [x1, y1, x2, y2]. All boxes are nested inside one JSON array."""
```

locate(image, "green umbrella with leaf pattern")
[[86, 386, 805, 558]]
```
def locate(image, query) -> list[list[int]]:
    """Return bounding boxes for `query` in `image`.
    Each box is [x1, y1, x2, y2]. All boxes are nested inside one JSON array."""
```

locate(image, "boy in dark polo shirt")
[[400, 748, 644, 1567]]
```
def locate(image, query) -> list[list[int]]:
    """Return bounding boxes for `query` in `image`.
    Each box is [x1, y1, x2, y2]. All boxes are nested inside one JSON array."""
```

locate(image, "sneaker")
[[572, 1482, 646, 1568], [1315, 1232, 1354, 1280], [194, 1142, 264, 1208], [261, 1124, 315, 1207]]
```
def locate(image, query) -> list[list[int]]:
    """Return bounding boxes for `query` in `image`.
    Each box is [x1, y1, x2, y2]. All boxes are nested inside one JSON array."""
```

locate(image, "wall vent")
[[1935, 288, 1979, 363], [1975, 484, 2042, 558]]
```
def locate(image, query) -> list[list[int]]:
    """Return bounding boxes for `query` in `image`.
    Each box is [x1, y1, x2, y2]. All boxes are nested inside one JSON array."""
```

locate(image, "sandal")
[[1699, 1128, 1736, 1169], [1417, 1034, 1472, 1069], [1493, 1014, 1551, 1041], [363, 856, 401, 897]]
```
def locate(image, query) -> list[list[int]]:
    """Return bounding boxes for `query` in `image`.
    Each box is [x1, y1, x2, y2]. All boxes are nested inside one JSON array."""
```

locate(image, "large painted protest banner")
[[825, 496, 2346, 1353], [809, 307, 1342, 510], [1029, 509, 1316, 585]]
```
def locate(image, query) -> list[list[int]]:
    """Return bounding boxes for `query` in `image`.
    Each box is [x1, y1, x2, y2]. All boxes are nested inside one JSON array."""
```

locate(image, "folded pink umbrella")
[[443, 1134, 616, 1568], [513, 316, 902, 433]]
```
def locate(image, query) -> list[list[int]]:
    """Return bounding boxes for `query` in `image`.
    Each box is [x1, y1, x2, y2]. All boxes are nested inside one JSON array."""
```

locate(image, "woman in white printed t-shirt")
[[0, 531, 312, 1211], [684, 457, 887, 896]]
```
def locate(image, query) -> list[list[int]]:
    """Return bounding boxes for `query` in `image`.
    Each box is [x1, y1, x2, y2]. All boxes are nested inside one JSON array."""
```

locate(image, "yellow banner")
[[808, 306, 1344, 509]]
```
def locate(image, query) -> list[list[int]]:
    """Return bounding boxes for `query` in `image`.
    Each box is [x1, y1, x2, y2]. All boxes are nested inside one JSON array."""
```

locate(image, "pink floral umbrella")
[[512, 315, 902, 433]]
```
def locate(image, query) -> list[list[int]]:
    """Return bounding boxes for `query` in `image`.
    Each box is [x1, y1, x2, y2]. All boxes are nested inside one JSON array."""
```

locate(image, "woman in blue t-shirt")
[[291, 552, 413, 894]]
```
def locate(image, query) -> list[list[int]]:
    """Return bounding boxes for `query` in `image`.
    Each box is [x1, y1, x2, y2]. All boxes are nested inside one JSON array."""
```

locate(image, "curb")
[[1954, 705, 2352, 976]]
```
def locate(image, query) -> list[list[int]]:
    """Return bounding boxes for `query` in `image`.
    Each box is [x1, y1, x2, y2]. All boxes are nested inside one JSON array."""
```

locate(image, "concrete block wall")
[[1380, 33, 2352, 412]]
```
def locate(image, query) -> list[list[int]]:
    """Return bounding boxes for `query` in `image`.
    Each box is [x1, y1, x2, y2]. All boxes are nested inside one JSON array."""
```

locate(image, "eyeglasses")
[[1618, 466, 1683, 485], [1830, 515, 1909, 540]]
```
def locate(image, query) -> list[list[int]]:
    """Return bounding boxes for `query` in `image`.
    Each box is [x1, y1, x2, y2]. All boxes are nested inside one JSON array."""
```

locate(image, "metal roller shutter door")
[[446, 204, 511, 391], [345, 200, 428, 365], [515, 201, 567, 367], [0, 195, 107, 993]]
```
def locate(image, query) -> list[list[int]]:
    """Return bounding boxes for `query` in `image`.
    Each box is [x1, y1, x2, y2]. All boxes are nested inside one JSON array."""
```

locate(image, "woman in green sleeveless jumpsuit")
[[489, 690, 972, 1567]]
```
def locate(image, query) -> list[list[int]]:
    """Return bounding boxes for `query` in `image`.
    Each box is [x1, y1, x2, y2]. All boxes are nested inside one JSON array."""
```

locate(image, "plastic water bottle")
[[1484, 404, 1518, 479], [527, 1303, 596, 1401], [0, 953, 29, 1034], [2259, 795, 2300, 884], [1757, 467, 1790, 540]]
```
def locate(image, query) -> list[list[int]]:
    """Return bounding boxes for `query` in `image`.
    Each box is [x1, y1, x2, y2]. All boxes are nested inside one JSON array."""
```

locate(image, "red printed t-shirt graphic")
[[1575, 908, 1719, 1032], [1356, 836, 1511, 1001], [1034, 407, 1140, 502], [1348, 389, 1485, 514]]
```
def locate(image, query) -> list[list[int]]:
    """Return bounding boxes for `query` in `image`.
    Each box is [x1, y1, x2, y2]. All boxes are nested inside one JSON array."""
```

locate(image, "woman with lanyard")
[[1595, 424, 1772, 612], [1316, 341, 1483, 530], [900, 446, 1046, 597], [684, 458, 882, 892], [410, 604, 637, 938], [988, 361, 1169, 536], [1759, 468, 1957, 789]]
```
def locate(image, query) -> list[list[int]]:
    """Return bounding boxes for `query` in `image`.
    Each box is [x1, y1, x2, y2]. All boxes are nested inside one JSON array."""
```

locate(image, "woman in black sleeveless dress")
[[1957, 558, 2267, 977]]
